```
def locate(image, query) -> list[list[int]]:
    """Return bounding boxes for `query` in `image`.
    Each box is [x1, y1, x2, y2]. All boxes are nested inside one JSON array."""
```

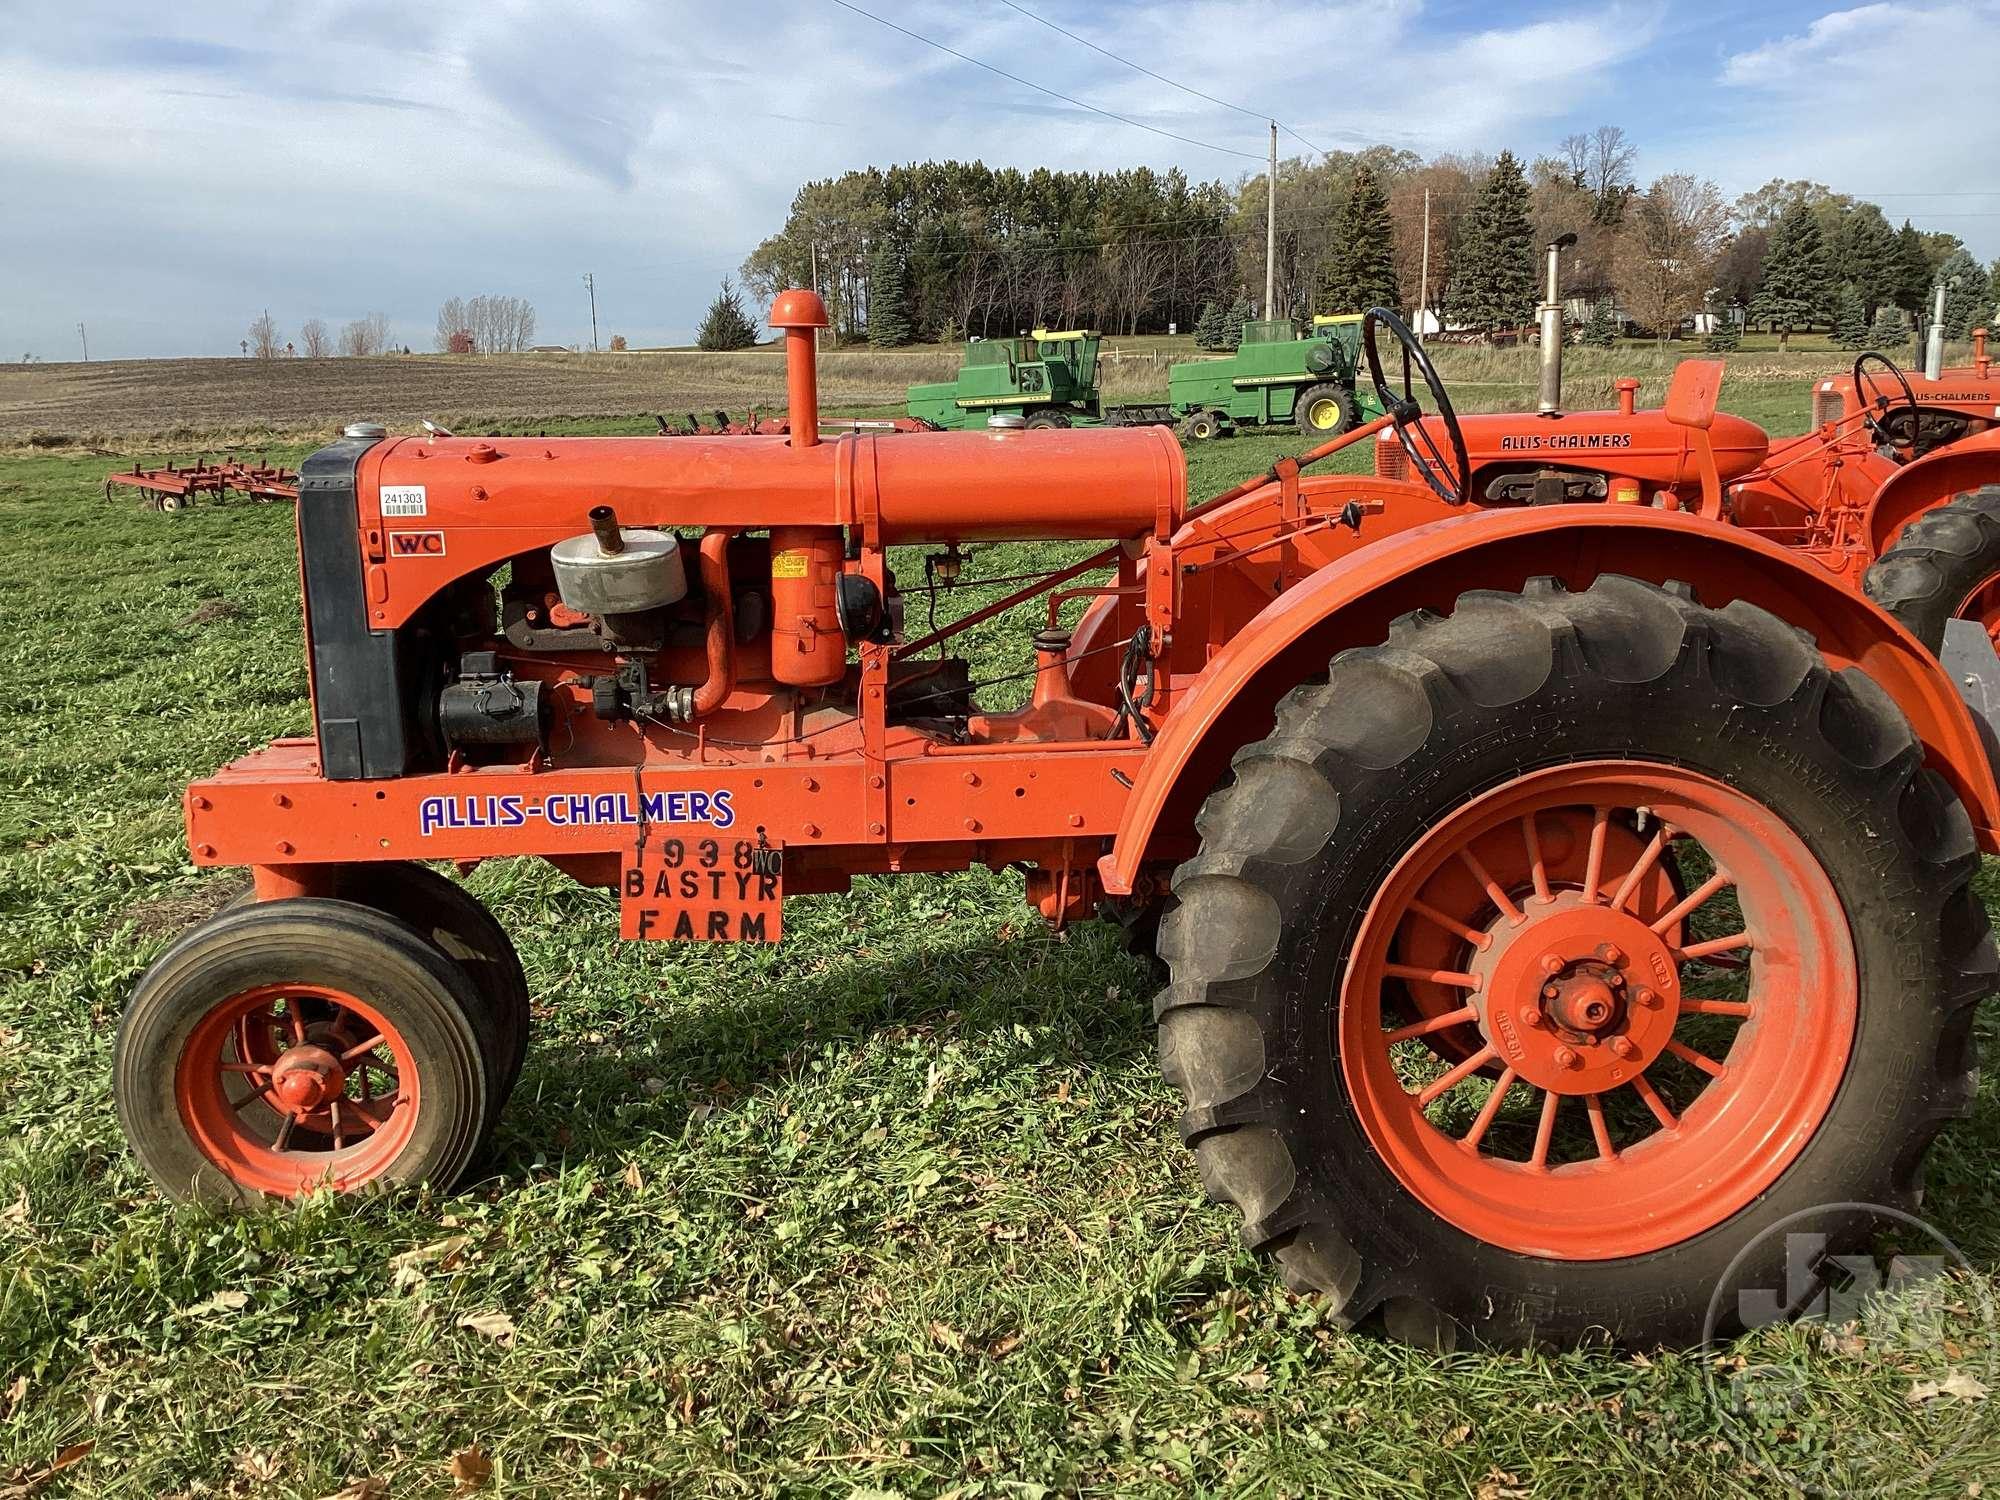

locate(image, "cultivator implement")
[[656, 411, 938, 437], [105, 457, 299, 510]]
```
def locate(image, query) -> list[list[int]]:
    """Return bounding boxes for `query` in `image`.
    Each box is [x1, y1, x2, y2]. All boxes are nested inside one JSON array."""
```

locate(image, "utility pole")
[[77, 322, 88, 362], [1418, 189, 1431, 333], [582, 272, 599, 353], [1264, 121, 1277, 319]]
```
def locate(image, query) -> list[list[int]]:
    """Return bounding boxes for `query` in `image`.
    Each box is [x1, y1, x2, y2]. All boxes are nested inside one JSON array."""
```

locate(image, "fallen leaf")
[[3, 1377, 26, 1419], [319, 1479, 388, 1500], [4, 1442, 94, 1497], [234, 1450, 282, 1482], [1908, 1379, 1945, 1404], [622, 1160, 645, 1192], [458, 1310, 516, 1343], [1227, 1367, 1270, 1390], [186, 1289, 250, 1316], [1941, 1372, 1990, 1401], [390, 1235, 471, 1274], [1443, 1423, 1472, 1447], [988, 1332, 1023, 1359], [449, 1446, 494, 1492], [1, 1189, 27, 1227], [929, 1321, 965, 1353]]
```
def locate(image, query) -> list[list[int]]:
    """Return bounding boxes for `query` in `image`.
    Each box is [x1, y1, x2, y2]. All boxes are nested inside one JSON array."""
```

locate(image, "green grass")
[[1, 388, 1997, 1497]]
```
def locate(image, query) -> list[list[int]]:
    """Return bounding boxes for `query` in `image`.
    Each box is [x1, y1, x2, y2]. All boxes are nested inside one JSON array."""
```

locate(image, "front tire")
[[117, 899, 491, 1203], [1294, 381, 1358, 437], [1157, 576, 1988, 1346], [1025, 409, 1072, 429]]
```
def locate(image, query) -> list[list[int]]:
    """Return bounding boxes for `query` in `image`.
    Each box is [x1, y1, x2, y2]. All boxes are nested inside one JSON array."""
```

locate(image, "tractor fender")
[[1865, 426, 2000, 555], [1103, 504, 2000, 894]]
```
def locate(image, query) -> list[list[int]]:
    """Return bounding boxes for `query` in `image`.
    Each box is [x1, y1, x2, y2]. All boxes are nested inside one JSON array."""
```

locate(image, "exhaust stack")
[[1924, 282, 1947, 379], [1537, 233, 1578, 413]]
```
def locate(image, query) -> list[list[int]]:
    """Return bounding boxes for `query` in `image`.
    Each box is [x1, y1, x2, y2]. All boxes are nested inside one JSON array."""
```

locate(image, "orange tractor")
[[1377, 326, 2000, 656], [120, 291, 1994, 1349]]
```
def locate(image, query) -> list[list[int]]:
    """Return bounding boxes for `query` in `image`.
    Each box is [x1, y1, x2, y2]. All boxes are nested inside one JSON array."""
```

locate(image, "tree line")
[[739, 133, 2000, 347], [242, 310, 396, 358]]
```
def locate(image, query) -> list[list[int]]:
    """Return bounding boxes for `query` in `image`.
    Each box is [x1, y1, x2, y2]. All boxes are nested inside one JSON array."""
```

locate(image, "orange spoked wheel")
[[117, 899, 489, 1203], [1156, 576, 1989, 1346], [1342, 763, 1854, 1261], [175, 983, 420, 1196]]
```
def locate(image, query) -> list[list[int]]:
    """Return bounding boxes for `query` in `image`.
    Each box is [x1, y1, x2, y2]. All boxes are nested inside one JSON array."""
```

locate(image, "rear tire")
[[1863, 487, 2000, 652], [1025, 409, 1072, 429], [117, 899, 490, 1204], [1182, 410, 1224, 442], [1156, 575, 1989, 1346]]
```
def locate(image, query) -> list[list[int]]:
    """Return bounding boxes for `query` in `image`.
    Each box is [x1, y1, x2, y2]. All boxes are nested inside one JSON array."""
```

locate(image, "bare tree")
[[247, 310, 283, 360], [299, 318, 330, 358], [338, 313, 390, 356], [1615, 173, 1730, 341], [435, 294, 536, 353], [435, 297, 471, 353]]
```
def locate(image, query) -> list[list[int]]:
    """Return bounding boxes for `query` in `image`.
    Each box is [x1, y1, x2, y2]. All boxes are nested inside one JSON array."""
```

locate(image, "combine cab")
[[906, 328, 1104, 429], [1169, 313, 1386, 439]]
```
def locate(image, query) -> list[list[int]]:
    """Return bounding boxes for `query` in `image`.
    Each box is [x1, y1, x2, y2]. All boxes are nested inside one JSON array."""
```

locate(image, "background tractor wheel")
[[1294, 382, 1359, 437], [1863, 486, 2000, 653], [1181, 410, 1224, 442], [228, 864, 530, 1136], [1156, 575, 1988, 1347], [1025, 409, 1072, 429], [157, 494, 185, 512], [116, 898, 490, 1204]]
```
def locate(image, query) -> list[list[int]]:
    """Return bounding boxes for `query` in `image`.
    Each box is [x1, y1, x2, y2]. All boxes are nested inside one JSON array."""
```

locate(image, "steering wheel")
[[1362, 307, 1471, 505], [1853, 351, 1917, 447]]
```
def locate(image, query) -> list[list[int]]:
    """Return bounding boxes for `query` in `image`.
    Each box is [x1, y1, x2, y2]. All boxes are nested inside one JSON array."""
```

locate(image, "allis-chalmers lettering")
[[418, 788, 736, 836], [1498, 433, 1635, 451]]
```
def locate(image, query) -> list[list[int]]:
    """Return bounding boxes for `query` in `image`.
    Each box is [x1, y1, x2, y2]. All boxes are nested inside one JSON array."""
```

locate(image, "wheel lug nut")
[[1609, 1036, 1637, 1059], [1597, 944, 1624, 966], [1541, 983, 1559, 999], [1540, 954, 1565, 976], [1553, 1046, 1580, 1069], [1520, 1006, 1544, 1027], [1634, 987, 1658, 1008]]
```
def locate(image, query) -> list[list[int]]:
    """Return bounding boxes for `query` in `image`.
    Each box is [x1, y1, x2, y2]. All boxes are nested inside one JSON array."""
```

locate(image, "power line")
[[823, 0, 1264, 161], [992, 0, 1330, 157]]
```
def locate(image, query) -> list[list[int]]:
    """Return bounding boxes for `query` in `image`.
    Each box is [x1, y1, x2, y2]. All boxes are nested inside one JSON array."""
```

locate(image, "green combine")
[[905, 329, 1106, 430], [903, 314, 1386, 438], [1168, 314, 1384, 439]]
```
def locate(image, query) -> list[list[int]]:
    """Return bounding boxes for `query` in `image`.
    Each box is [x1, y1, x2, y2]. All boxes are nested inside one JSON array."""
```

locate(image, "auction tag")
[[620, 832, 783, 942]]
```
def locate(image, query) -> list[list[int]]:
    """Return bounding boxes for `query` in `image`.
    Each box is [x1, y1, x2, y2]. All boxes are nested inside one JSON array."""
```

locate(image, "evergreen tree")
[[1831, 205, 1897, 320], [1222, 296, 1255, 348], [867, 244, 912, 346], [1703, 320, 1740, 353], [1193, 300, 1225, 350], [696, 279, 759, 351], [1987, 258, 2000, 334], [1319, 165, 1400, 314], [1446, 151, 1536, 333], [1831, 283, 1871, 349], [1748, 202, 1831, 350], [1582, 296, 1618, 348], [1866, 305, 1907, 354], [1893, 220, 1933, 314], [1938, 247, 1986, 339]]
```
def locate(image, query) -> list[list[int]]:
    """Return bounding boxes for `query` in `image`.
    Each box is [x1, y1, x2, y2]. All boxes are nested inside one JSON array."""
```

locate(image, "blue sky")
[[2, 0, 1995, 359]]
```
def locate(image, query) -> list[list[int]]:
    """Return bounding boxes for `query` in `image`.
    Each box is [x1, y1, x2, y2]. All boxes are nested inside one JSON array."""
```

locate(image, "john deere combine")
[[1169, 314, 1384, 439], [905, 315, 1383, 437], [905, 329, 1106, 429]]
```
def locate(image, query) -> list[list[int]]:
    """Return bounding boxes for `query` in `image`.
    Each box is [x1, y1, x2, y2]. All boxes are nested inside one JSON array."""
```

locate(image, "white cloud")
[[1700, 1, 1999, 252]]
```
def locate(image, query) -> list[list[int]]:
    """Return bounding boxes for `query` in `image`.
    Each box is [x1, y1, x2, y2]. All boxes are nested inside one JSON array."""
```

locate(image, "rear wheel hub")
[[1469, 897, 1681, 1094]]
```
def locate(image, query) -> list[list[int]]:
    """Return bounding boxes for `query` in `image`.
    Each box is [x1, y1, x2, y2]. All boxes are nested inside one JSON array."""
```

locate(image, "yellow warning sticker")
[[771, 551, 810, 579]]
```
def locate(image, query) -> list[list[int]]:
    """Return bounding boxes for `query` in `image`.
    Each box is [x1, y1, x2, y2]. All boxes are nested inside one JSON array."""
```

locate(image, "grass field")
[[2, 377, 1997, 1497]]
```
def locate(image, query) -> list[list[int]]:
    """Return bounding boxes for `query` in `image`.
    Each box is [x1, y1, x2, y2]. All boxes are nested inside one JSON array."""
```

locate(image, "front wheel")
[[1025, 409, 1072, 430], [1294, 382, 1358, 437], [116, 899, 491, 1203], [1157, 576, 1988, 1346]]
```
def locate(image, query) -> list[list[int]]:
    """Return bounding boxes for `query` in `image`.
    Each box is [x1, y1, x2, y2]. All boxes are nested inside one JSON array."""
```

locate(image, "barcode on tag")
[[381, 486, 427, 517]]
